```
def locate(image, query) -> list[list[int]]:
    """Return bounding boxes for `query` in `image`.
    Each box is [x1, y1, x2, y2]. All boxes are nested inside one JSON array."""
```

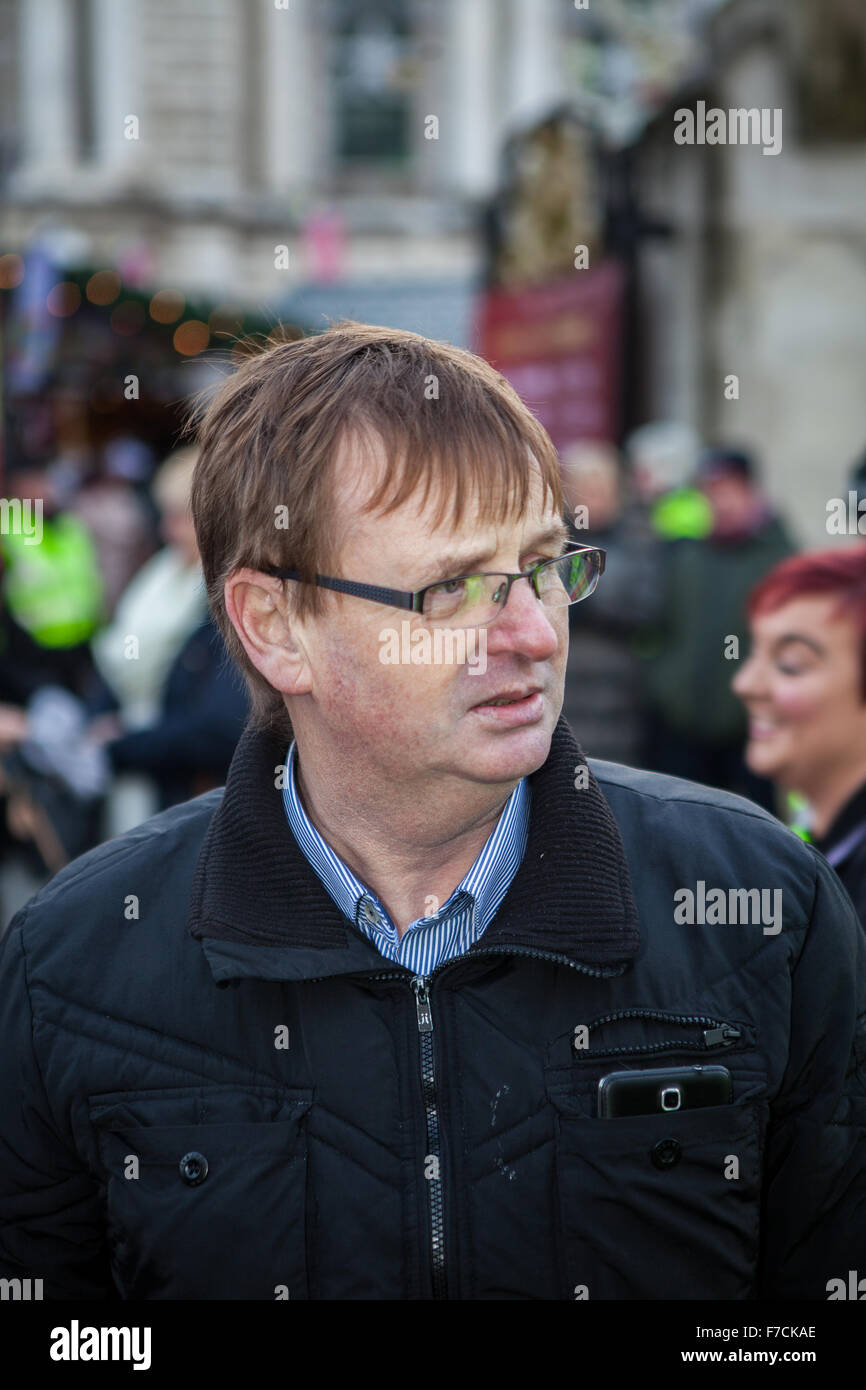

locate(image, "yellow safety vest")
[[2, 513, 105, 647]]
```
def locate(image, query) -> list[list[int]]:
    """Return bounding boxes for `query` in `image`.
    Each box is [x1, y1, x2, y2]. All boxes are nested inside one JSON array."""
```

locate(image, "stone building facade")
[[633, 0, 866, 543], [0, 0, 571, 340]]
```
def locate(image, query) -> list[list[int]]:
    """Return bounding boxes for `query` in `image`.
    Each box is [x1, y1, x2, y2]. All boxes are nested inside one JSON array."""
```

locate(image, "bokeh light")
[[173, 319, 210, 355], [149, 288, 185, 324], [0, 254, 24, 289], [86, 270, 122, 305], [46, 281, 82, 316]]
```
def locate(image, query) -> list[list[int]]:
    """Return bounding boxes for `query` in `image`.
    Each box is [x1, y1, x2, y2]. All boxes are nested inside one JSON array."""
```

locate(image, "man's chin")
[[461, 714, 555, 782]]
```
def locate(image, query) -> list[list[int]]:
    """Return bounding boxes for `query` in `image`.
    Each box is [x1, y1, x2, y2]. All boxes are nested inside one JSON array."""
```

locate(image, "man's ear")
[[224, 568, 312, 697]]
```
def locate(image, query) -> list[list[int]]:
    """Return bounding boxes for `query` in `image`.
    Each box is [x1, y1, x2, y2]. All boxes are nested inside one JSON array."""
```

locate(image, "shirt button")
[[360, 901, 379, 924]]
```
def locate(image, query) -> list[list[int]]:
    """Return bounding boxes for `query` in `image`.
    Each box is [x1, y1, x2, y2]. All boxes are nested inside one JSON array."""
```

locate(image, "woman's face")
[[732, 594, 866, 788]]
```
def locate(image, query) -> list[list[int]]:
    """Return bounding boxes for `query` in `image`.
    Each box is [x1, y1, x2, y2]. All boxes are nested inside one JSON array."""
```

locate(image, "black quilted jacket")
[[1, 715, 864, 1300]]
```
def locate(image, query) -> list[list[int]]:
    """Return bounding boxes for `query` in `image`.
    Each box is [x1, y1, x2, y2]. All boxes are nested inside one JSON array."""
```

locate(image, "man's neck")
[[293, 751, 513, 936]]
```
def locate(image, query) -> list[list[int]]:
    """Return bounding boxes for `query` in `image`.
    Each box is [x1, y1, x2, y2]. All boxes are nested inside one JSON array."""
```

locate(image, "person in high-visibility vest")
[[1, 467, 105, 649], [624, 420, 713, 541]]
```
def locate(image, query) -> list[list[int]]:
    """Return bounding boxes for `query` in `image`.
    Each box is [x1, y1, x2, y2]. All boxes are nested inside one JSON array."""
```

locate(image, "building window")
[[332, 0, 412, 167], [72, 0, 97, 163]]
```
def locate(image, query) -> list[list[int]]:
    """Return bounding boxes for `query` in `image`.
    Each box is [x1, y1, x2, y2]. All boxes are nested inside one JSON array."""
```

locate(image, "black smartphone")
[[597, 1065, 733, 1118]]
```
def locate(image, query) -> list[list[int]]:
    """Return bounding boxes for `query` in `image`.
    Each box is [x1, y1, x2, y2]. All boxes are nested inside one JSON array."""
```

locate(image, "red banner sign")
[[475, 259, 626, 449]]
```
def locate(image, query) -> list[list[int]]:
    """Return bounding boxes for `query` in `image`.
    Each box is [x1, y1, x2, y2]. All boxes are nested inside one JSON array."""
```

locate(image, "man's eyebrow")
[[420, 522, 572, 585]]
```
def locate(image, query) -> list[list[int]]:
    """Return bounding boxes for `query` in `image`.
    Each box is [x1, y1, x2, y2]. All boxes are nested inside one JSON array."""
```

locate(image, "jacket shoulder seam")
[[592, 771, 789, 829], [25, 796, 221, 905]]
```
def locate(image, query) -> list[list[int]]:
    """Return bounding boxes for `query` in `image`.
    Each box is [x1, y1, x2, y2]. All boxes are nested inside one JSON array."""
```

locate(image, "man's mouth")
[[473, 687, 542, 708], [470, 689, 545, 724]]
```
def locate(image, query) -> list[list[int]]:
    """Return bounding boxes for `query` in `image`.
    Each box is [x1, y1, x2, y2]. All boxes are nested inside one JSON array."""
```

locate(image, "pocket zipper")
[[579, 1008, 743, 1059]]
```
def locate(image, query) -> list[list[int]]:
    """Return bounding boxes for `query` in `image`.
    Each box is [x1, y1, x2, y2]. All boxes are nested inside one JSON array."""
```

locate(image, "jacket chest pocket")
[[550, 1088, 766, 1300], [89, 1085, 313, 1300], [545, 1011, 767, 1300]]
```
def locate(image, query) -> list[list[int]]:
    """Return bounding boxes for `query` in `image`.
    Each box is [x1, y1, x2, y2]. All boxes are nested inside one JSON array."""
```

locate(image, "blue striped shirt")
[[281, 740, 530, 975]]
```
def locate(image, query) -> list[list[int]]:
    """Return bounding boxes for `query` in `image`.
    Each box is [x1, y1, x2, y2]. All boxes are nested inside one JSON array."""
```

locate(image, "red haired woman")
[[733, 545, 866, 928]]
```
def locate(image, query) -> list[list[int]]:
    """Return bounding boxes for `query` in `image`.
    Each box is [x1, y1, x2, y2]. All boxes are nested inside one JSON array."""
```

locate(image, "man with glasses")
[[1, 322, 864, 1302]]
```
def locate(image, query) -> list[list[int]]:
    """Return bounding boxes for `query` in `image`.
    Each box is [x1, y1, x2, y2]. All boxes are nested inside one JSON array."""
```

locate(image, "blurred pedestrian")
[[71, 437, 158, 617], [0, 461, 105, 696], [560, 440, 662, 764], [733, 545, 866, 929], [86, 445, 209, 834], [625, 420, 712, 541], [87, 617, 249, 813], [642, 446, 794, 804]]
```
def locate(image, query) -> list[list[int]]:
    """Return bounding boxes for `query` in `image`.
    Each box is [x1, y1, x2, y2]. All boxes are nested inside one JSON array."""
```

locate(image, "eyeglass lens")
[[420, 552, 600, 625]]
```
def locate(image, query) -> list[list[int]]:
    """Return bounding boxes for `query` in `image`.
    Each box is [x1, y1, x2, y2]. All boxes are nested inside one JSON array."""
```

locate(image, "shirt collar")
[[281, 740, 530, 937], [188, 713, 640, 983]]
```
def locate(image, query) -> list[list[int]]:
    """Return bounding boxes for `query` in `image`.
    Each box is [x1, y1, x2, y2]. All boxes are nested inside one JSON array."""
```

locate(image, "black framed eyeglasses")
[[259, 546, 606, 630]]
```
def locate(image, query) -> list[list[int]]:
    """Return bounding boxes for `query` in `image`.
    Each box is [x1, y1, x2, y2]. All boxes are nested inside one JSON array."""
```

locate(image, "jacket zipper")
[[364, 969, 446, 1298], [362, 944, 626, 1299], [411, 975, 446, 1300], [582, 1007, 743, 1058], [281, 950, 744, 1295]]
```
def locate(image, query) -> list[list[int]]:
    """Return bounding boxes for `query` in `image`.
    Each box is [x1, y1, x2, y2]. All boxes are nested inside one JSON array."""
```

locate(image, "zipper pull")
[[703, 1024, 742, 1048], [412, 977, 433, 1033]]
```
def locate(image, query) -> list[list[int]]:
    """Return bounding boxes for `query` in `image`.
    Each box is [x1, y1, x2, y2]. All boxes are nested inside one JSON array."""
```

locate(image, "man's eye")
[[433, 579, 465, 595]]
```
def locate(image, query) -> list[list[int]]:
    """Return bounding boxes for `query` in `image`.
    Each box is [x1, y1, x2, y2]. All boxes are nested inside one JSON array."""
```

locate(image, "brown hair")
[[189, 320, 563, 744]]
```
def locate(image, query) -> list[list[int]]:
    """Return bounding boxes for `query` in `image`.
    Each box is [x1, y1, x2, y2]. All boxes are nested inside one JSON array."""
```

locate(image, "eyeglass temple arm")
[[263, 568, 420, 611], [263, 549, 603, 609]]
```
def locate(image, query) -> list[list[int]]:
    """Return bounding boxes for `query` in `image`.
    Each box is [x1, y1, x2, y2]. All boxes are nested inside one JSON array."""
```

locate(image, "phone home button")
[[651, 1138, 682, 1170]]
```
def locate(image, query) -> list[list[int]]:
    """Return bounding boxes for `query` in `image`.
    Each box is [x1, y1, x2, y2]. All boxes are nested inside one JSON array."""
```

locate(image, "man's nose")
[[484, 574, 561, 661]]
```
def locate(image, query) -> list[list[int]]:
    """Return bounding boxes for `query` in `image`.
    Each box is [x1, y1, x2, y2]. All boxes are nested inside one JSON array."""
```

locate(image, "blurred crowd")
[[563, 424, 866, 930], [0, 441, 249, 927], [562, 424, 793, 802], [2, 418, 866, 934]]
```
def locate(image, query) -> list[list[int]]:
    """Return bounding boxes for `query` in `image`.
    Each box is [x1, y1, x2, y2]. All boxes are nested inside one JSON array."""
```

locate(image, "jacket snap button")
[[651, 1138, 682, 1170], [179, 1151, 208, 1185]]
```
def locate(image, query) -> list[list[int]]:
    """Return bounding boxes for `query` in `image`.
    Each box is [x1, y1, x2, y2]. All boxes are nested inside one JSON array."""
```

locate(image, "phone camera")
[[660, 1086, 682, 1111]]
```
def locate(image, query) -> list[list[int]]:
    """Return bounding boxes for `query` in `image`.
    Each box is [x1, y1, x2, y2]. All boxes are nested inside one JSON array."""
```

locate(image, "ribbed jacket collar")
[[188, 713, 640, 982]]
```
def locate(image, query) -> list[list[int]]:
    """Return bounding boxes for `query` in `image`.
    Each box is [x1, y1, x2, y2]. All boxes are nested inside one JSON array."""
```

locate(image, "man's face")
[[290, 437, 570, 793], [701, 472, 755, 533]]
